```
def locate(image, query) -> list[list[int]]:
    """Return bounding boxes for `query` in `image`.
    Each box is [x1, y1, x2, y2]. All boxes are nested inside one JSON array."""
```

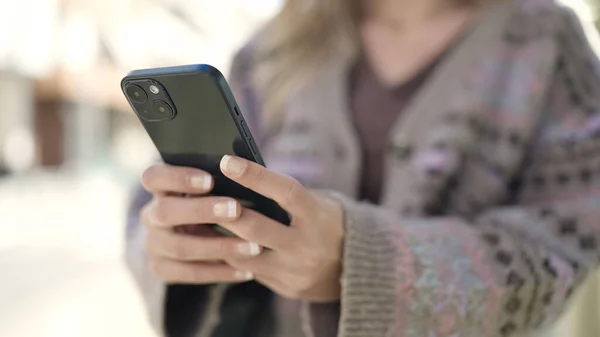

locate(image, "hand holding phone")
[[140, 154, 345, 303]]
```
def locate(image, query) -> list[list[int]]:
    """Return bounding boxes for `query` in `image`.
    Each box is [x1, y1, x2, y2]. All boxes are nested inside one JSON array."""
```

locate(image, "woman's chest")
[[262, 44, 553, 219], [261, 3, 561, 217]]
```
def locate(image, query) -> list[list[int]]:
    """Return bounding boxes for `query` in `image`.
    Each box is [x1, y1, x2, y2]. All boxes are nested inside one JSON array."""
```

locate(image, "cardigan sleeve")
[[124, 184, 166, 334], [308, 192, 598, 337]]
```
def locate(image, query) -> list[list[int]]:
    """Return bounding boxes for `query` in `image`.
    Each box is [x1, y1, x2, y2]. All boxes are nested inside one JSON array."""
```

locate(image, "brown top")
[[349, 55, 441, 204]]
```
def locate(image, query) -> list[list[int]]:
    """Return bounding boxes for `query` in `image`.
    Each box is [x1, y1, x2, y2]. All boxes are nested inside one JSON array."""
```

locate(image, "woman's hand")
[[140, 156, 344, 302], [140, 164, 264, 284]]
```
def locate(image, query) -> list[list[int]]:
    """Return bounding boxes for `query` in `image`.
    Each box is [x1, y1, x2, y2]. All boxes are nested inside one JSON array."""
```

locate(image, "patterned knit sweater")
[[125, 1, 600, 336]]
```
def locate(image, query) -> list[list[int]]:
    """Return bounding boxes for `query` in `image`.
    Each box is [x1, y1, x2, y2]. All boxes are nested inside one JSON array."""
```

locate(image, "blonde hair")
[[254, 1, 359, 126], [253, 0, 504, 126]]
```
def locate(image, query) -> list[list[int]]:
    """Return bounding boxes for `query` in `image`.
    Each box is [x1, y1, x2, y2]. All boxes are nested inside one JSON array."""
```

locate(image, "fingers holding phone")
[[141, 163, 214, 195], [140, 163, 262, 284]]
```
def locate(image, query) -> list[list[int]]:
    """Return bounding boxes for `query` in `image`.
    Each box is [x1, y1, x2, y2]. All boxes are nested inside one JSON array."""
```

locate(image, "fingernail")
[[221, 155, 246, 177], [190, 174, 212, 190], [213, 200, 237, 219], [234, 270, 254, 281], [236, 242, 261, 257]]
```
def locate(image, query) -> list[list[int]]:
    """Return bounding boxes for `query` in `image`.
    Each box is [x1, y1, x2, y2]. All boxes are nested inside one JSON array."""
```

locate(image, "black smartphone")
[[121, 64, 290, 229]]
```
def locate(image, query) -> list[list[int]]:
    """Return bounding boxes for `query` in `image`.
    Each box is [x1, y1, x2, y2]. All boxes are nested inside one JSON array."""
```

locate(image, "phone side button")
[[249, 140, 258, 155], [240, 121, 251, 138]]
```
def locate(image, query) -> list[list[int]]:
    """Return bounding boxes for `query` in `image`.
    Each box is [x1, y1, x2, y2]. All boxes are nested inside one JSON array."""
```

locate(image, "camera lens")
[[152, 100, 174, 119], [126, 85, 148, 104]]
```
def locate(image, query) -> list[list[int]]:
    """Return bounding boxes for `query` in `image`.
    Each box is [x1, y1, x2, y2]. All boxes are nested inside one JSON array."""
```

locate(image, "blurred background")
[[0, 0, 598, 336]]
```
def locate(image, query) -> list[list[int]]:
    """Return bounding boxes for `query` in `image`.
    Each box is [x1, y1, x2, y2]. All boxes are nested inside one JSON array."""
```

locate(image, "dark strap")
[[164, 282, 273, 337], [211, 282, 274, 337], [165, 284, 210, 337]]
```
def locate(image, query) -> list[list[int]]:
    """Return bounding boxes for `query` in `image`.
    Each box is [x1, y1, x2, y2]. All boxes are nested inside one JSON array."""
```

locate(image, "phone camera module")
[[126, 84, 148, 103], [152, 100, 174, 119]]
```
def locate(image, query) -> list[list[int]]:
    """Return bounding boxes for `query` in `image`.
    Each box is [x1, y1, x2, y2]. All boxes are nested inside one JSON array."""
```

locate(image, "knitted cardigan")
[[125, 1, 600, 336]]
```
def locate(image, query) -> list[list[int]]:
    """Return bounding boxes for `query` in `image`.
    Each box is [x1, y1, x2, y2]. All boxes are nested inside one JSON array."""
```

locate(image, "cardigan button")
[[389, 134, 413, 160]]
